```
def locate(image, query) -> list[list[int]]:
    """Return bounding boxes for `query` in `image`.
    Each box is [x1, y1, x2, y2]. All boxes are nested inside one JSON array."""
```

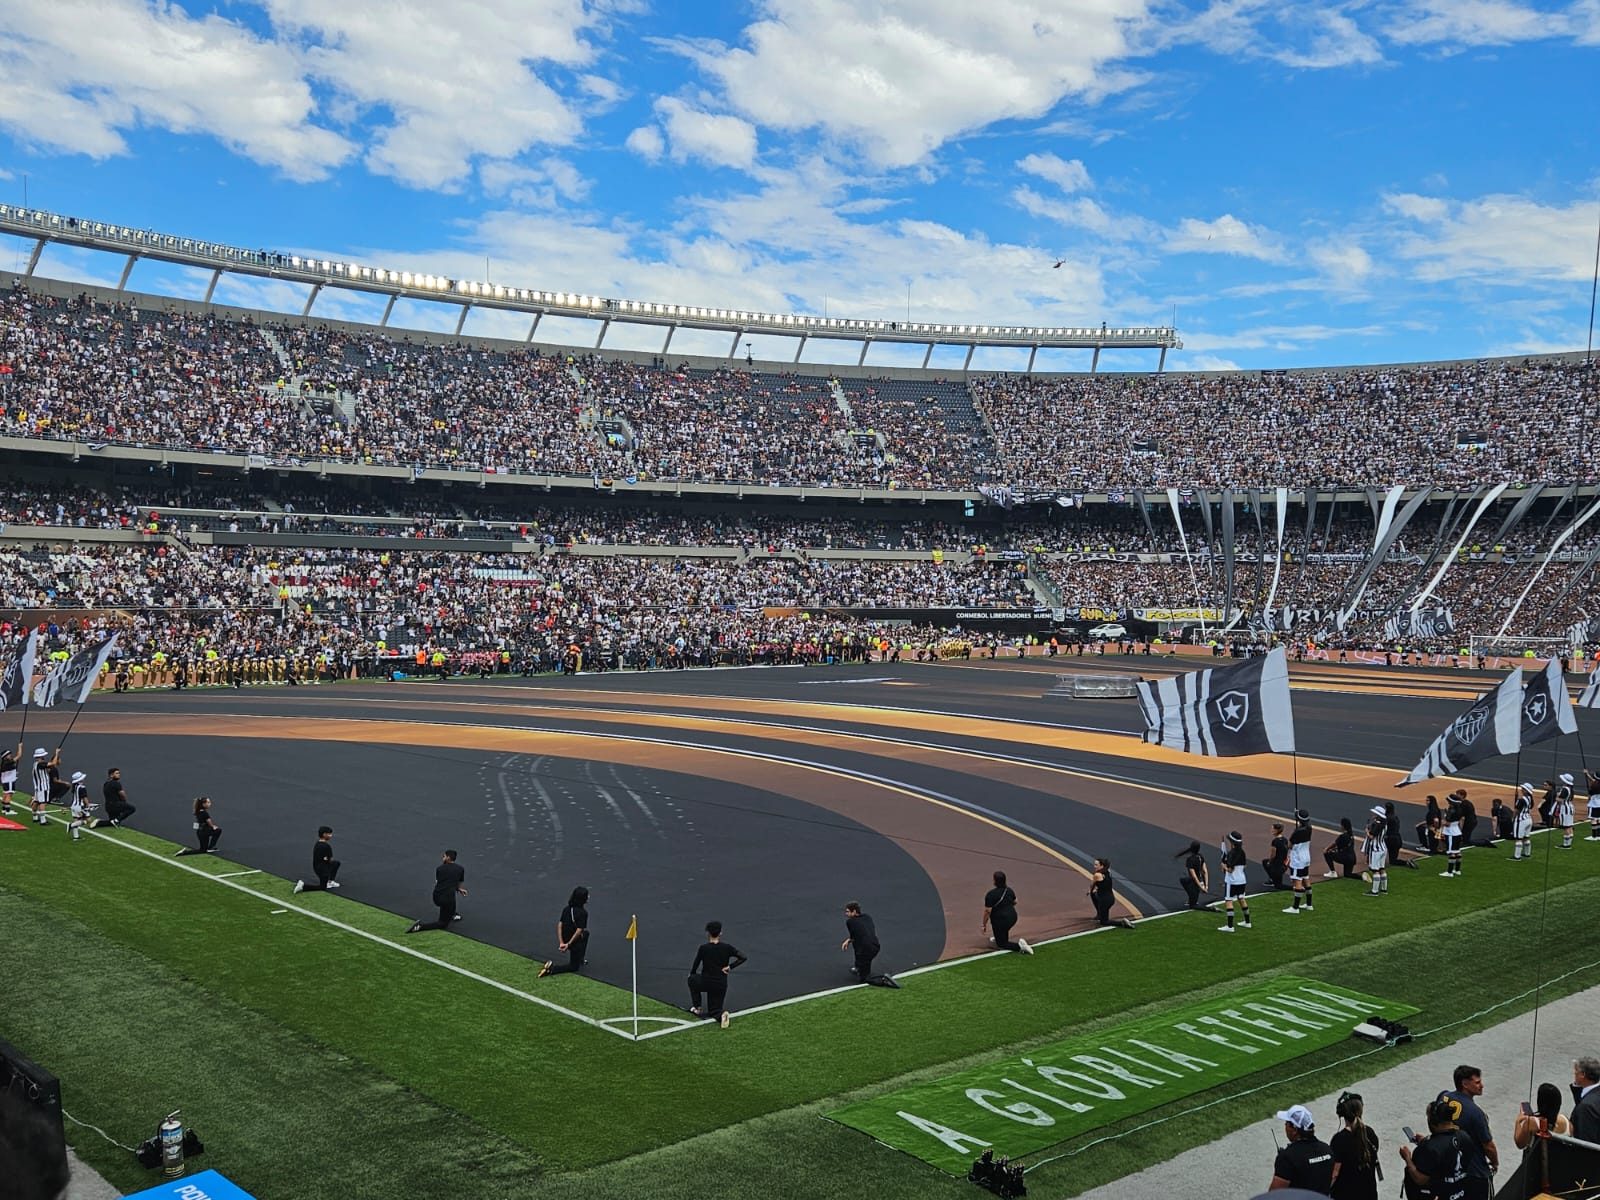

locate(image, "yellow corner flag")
[[625, 915, 637, 941]]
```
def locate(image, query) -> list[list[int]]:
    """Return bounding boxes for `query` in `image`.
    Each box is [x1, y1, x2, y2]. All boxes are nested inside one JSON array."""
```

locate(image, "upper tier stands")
[[4, 281, 1596, 491]]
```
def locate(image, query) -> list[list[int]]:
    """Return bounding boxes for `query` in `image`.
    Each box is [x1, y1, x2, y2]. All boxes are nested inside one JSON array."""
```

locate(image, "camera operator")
[[1399, 1098, 1471, 1200], [1268, 1103, 1333, 1193]]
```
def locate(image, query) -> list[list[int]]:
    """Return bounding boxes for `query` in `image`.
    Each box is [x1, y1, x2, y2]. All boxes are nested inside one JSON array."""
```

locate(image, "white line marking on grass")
[[215, 869, 261, 878], [28, 806, 639, 1041], [270, 909, 288, 914]]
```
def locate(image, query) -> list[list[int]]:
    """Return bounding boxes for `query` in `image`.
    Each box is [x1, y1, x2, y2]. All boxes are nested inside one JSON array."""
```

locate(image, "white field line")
[[25, 804, 640, 1040], [214, 869, 261, 878]]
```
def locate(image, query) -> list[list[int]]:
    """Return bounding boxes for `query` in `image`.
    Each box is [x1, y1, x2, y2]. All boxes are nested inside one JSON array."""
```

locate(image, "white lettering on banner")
[[1243, 1003, 1331, 1032], [1299, 987, 1377, 1014], [1068, 1055, 1164, 1089], [176, 1188, 213, 1200], [966, 1088, 1055, 1126], [895, 1111, 992, 1154], [1220, 1009, 1308, 1041], [1199, 1015, 1283, 1046], [1172, 1022, 1261, 1054], [1017, 1060, 1095, 1113], [1032, 1065, 1126, 1100], [1275, 992, 1373, 1022], [1125, 1039, 1219, 1072], [1100, 1047, 1184, 1079], [1002, 1076, 1094, 1114]]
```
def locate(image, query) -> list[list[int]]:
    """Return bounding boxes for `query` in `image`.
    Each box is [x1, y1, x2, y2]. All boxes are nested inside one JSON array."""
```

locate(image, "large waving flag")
[[31, 636, 119, 709], [1399, 668, 1523, 786], [1521, 656, 1577, 747], [1134, 646, 1296, 756], [1578, 662, 1600, 709], [0, 628, 41, 713]]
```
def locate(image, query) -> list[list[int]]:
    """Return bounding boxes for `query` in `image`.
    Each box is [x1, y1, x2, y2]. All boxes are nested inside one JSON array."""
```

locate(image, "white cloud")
[[672, 0, 1155, 169], [1017, 153, 1092, 193], [264, 0, 602, 189], [1013, 184, 1154, 240], [654, 97, 758, 169], [1182, 322, 1390, 351], [1173, 1, 1384, 68], [1165, 214, 1286, 261], [625, 125, 666, 162], [0, 0, 352, 180], [1182, 353, 1243, 371], [479, 157, 590, 208], [1383, 0, 1570, 47], [1385, 190, 1600, 283], [1307, 238, 1374, 286]]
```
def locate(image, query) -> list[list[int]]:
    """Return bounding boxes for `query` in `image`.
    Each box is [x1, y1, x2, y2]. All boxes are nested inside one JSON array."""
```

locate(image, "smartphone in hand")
[[1521, 1102, 1534, 1117], [1402, 1126, 1417, 1144]]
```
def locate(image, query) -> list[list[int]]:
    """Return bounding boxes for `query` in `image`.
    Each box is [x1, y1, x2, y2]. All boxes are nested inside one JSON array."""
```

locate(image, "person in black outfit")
[[1178, 840, 1210, 909], [1262, 822, 1289, 889], [841, 902, 880, 980], [1417, 795, 1443, 851], [1385, 801, 1415, 870], [101, 767, 135, 826], [686, 920, 747, 1027], [406, 850, 467, 932], [293, 826, 341, 893], [1089, 858, 1135, 928], [1328, 1091, 1380, 1200], [1570, 1057, 1600, 1142], [1488, 798, 1514, 843], [538, 886, 590, 976], [982, 870, 1032, 953], [1323, 817, 1359, 878], [175, 796, 220, 855], [1400, 1098, 1472, 1200], [1269, 1104, 1335, 1193]]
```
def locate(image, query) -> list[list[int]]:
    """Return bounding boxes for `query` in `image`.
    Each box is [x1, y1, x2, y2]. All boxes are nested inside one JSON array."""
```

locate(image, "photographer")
[[1399, 1099, 1471, 1200]]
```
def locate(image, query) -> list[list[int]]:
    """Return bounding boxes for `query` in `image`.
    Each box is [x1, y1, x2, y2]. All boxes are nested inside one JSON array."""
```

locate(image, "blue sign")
[[124, 1170, 259, 1200]]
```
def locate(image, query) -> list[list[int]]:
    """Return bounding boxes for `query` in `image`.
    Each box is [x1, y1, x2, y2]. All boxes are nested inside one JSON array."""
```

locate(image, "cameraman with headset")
[[1399, 1098, 1472, 1200], [1328, 1091, 1379, 1200]]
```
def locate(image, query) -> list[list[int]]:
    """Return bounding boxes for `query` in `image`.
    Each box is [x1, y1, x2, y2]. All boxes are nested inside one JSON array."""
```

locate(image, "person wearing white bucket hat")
[[1556, 772, 1577, 849], [29, 747, 59, 826], [66, 771, 94, 841], [1362, 805, 1390, 897], [1511, 783, 1535, 860]]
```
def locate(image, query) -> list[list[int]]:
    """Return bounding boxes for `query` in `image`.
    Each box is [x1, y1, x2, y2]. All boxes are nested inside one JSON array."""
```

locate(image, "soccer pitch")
[[6, 794, 1600, 1199]]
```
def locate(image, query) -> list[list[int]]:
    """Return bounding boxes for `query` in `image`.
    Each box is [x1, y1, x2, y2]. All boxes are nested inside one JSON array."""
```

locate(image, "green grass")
[[3, 809, 1598, 1200]]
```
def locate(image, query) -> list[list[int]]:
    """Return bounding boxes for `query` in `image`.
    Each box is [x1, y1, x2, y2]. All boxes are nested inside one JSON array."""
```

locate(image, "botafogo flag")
[[31, 636, 119, 709], [1134, 646, 1296, 756], [1520, 655, 1577, 747], [0, 627, 41, 713], [1398, 668, 1523, 786], [1578, 662, 1600, 709]]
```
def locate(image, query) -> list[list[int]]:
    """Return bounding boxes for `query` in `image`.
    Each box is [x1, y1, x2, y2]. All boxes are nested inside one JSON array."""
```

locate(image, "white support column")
[[1026, 345, 1038, 373], [380, 295, 396, 327], [525, 312, 542, 343], [1091, 345, 1101, 373], [116, 254, 139, 291], [963, 343, 975, 372], [595, 318, 611, 350], [302, 282, 323, 318], [661, 324, 676, 355], [24, 238, 46, 276], [793, 334, 807, 362], [202, 268, 221, 304], [455, 303, 471, 337], [728, 330, 741, 358], [1158, 346, 1167, 372], [858, 339, 870, 366], [922, 343, 934, 369]]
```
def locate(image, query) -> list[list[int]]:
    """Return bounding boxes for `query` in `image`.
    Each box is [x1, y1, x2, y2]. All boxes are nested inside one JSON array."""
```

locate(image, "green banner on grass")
[[827, 975, 1417, 1175]]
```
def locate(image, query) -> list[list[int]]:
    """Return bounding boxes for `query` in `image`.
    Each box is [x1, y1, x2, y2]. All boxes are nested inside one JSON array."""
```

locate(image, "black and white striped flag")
[[1578, 662, 1600, 709], [1134, 646, 1296, 757], [1521, 655, 1577, 747], [1398, 668, 1523, 786], [31, 636, 119, 709]]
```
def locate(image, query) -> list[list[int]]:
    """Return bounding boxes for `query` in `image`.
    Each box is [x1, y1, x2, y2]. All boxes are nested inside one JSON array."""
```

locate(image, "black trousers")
[[853, 946, 878, 980], [1323, 848, 1357, 876], [105, 798, 135, 822], [545, 933, 588, 974], [1261, 859, 1287, 888], [303, 858, 341, 890], [1092, 891, 1115, 925], [990, 914, 1021, 952], [1181, 876, 1203, 908], [425, 892, 458, 930], [687, 972, 728, 1016]]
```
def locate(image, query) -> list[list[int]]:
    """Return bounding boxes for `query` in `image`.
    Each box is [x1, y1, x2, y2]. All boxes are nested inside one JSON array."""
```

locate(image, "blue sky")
[[0, 0, 1596, 372]]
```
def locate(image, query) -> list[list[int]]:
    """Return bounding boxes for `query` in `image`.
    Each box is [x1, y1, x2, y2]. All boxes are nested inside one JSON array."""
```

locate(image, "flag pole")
[[54, 701, 88, 753], [630, 913, 639, 1042]]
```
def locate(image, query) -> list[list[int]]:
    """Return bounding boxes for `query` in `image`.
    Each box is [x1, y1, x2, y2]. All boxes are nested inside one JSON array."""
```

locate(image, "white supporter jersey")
[[1288, 838, 1311, 871]]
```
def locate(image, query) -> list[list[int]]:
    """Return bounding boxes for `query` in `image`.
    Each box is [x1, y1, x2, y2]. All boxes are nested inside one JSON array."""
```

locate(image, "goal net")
[[1467, 633, 1580, 670]]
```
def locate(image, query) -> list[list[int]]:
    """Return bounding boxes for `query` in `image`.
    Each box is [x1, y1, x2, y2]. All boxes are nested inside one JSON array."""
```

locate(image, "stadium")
[[1, 198, 1599, 1200]]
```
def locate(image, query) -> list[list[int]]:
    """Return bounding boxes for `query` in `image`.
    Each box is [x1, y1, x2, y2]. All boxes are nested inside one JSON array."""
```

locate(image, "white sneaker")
[[1440, 870, 1454, 877], [1322, 871, 1337, 878], [719, 1011, 731, 1029], [1018, 938, 1033, 955], [1282, 906, 1299, 914], [1217, 925, 1234, 933], [293, 880, 305, 894], [326, 880, 341, 889], [1361, 871, 1372, 883]]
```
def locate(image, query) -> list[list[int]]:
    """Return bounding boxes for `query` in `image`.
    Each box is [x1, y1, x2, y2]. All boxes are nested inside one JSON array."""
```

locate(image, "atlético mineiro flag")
[[1521, 655, 1577, 747], [1398, 668, 1523, 787], [31, 635, 119, 709], [1134, 646, 1296, 757], [0, 627, 41, 713], [1578, 662, 1600, 709]]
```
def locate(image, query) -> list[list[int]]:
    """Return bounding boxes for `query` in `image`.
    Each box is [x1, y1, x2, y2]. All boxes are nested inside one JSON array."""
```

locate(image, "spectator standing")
[[1437, 1064, 1498, 1200], [1285, 810, 1315, 913], [1399, 1099, 1472, 1200], [1268, 1104, 1334, 1194], [1570, 1057, 1600, 1142], [1511, 1082, 1570, 1149], [1218, 831, 1252, 933], [1328, 1091, 1379, 1200]]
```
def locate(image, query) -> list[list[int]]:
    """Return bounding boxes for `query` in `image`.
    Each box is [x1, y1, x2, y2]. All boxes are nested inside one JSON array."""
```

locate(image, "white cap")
[[1275, 1104, 1315, 1131], [32, 747, 47, 758], [1371, 805, 1386, 817], [70, 771, 85, 783], [1561, 773, 1574, 785], [1520, 782, 1535, 793]]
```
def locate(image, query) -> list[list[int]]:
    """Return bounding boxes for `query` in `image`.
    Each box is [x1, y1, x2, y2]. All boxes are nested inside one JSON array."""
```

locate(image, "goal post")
[[1467, 633, 1582, 670]]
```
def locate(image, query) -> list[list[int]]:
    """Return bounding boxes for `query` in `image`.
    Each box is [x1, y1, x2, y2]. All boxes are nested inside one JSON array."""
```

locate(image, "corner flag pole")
[[627, 914, 639, 1041]]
